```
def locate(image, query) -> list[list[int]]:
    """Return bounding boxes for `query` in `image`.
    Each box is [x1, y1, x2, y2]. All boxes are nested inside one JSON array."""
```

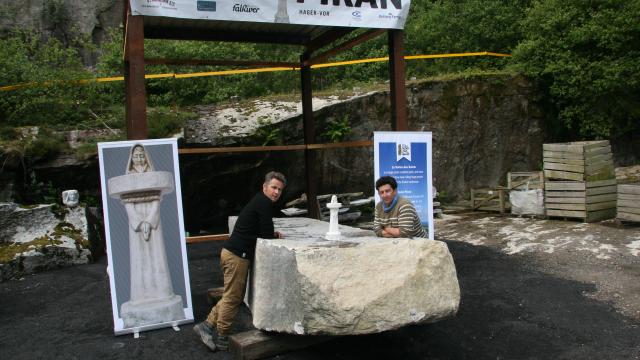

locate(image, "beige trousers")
[[206, 248, 250, 336]]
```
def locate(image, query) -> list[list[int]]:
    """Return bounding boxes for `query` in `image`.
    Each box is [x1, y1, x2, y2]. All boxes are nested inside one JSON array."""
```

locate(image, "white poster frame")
[[98, 138, 193, 336], [373, 131, 434, 240]]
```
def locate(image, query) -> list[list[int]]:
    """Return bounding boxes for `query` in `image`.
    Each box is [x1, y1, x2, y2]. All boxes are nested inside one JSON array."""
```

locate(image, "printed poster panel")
[[130, 0, 411, 29], [98, 138, 193, 335], [374, 131, 434, 240]]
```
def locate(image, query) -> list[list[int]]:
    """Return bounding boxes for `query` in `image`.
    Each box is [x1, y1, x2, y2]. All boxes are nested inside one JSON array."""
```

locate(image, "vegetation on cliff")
[[0, 0, 638, 143]]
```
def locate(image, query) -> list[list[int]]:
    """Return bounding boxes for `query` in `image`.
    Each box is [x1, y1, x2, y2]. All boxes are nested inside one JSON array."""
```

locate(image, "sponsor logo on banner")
[[197, 0, 216, 11], [396, 142, 411, 162], [145, 0, 176, 9], [296, 0, 403, 10], [352, 10, 362, 20], [298, 9, 330, 16], [379, 12, 403, 20], [233, 3, 260, 13]]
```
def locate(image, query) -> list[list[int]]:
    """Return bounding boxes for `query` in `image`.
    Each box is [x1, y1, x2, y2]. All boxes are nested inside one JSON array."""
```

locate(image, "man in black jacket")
[[194, 171, 286, 352]]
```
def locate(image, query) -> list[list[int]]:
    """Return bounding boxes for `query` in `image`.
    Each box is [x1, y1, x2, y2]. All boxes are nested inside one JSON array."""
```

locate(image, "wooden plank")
[[585, 156, 613, 170], [543, 150, 584, 160], [584, 171, 615, 182], [585, 193, 618, 204], [543, 143, 586, 153], [543, 157, 585, 166], [546, 209, 586, 219], [586, 179, 617, 188], [507, 171, 544, 190], [546, 191, 585, 198], [545, 187, 616, 198], [545, 197, 585, 204], [547, 207, 614, 222], [544, 169, 584, 181], [585, 208, 616, 222], [545, 181, 585, 191], [584, 144, 611, 155], [187, 234, 229, 244], [543, 151, 584, 160], [230, 329, 333, 360], [178, 140, 374, 155], [544, 162, 584, 173], [618, 193, 640, 201], [618, 206, 640, 215], [618, 211, 640, 222], [586, 185, 618, 196], [617, 199, 640, 209], [618, 184, 640, 195], [545, 201, 616, 211]]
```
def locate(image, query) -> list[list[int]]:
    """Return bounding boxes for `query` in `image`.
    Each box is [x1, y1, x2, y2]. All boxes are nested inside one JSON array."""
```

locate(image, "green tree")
[[406, 0, 530, 75], [511, 0, 640, 138], [0, 29, 95, 127]]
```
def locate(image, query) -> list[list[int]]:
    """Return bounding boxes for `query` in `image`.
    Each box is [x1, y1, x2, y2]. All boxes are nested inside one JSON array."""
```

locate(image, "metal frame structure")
[[123, 2, 408, 219]]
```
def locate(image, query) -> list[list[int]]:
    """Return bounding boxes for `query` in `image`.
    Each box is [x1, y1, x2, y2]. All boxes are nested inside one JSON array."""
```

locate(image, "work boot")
[[193, 322, 217, 351], [215, 335, 229, 351]]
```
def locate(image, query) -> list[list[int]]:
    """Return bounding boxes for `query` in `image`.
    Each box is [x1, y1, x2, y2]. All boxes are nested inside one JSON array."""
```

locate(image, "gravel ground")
[[1, 213, 639, 359]]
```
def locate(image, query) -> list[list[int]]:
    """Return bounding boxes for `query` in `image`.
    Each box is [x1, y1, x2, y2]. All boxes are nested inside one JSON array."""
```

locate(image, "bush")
[[511, 0, 640, 138]]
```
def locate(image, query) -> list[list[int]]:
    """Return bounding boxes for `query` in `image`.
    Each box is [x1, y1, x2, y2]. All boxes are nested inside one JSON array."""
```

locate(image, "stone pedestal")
[[248, 218, 460, 335], [121, 295, 185, 328]]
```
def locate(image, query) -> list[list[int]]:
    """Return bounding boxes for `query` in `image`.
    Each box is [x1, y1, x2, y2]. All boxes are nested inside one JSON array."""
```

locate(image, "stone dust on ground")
[[1, 213, 639, 359]]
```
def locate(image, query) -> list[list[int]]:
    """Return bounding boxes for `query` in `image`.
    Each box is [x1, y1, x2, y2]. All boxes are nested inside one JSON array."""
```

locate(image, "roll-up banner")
[[374, 131, 434, 240], [130, 0, 411, 29]]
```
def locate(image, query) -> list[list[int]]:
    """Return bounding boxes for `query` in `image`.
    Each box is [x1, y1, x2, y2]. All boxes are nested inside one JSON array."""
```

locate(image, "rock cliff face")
[[177, 74, 545, 231], [0, 0, 123, 63], [1, 75, 546, 233]]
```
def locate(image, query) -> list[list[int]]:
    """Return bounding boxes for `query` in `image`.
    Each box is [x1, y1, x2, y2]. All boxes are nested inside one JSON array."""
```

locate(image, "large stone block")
[[248, 218, 460, 335]]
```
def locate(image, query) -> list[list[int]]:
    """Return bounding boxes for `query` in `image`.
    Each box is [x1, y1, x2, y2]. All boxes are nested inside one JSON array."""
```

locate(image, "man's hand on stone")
[[275, 231, 284, 239]]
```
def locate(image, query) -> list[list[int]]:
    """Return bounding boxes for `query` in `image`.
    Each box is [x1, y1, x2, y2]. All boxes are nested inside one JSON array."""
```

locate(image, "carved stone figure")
[[108, 144, 184, 328], [61, 190, 79, 207]]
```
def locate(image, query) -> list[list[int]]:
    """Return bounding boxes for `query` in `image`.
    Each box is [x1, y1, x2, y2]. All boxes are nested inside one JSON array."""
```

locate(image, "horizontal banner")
[[130, 0, 411, 29]]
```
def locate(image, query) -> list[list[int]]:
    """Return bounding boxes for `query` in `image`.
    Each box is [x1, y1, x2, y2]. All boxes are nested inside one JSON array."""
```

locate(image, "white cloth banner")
[[130, 0, 411, 29]]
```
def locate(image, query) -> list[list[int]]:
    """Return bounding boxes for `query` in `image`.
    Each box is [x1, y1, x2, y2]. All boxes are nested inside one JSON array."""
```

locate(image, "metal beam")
[[144, 58, 298, 68], [300, 53, 320, 220], [144, 27, 310, 45], [305, 27, 356, 55], [124, 11, 148, 140], [388, 30, 407, 131], [307, 29, 386, 66]]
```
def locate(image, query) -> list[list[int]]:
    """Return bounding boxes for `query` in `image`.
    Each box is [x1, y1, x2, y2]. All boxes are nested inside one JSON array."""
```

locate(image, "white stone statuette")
[[62, 190, 79, 207], [325, 195, 342, 241], [107, 144, 185, 328], [274, 0, 290, 23]]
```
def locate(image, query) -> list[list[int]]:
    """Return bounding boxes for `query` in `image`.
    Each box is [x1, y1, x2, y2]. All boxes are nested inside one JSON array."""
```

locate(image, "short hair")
[[375, 176, 397, 190], [264, 171, 286, 186]]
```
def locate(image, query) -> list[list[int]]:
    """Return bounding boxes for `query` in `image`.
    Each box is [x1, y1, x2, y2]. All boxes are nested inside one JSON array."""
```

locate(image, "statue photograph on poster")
[[99, 139, 193, 335]]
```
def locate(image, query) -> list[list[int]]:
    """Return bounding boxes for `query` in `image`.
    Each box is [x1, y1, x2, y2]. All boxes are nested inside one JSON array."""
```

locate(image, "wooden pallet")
[[508, 171, 544, 190], [230, 329, 333, 360], [471, 187, 509, 213], [545, 179, 617, 222], [543, 141, 614, 182], [617, 184, 640, 223]]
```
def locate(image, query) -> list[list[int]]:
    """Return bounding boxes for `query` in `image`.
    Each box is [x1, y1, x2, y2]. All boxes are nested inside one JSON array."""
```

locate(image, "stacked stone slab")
[[617, 184, 640, 222], [246, 217, 460, 336], [543, 140, 617, 222]]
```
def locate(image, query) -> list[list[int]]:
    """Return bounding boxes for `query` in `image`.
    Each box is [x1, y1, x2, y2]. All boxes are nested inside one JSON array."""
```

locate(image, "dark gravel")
[[1, 225, 639, 359]]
